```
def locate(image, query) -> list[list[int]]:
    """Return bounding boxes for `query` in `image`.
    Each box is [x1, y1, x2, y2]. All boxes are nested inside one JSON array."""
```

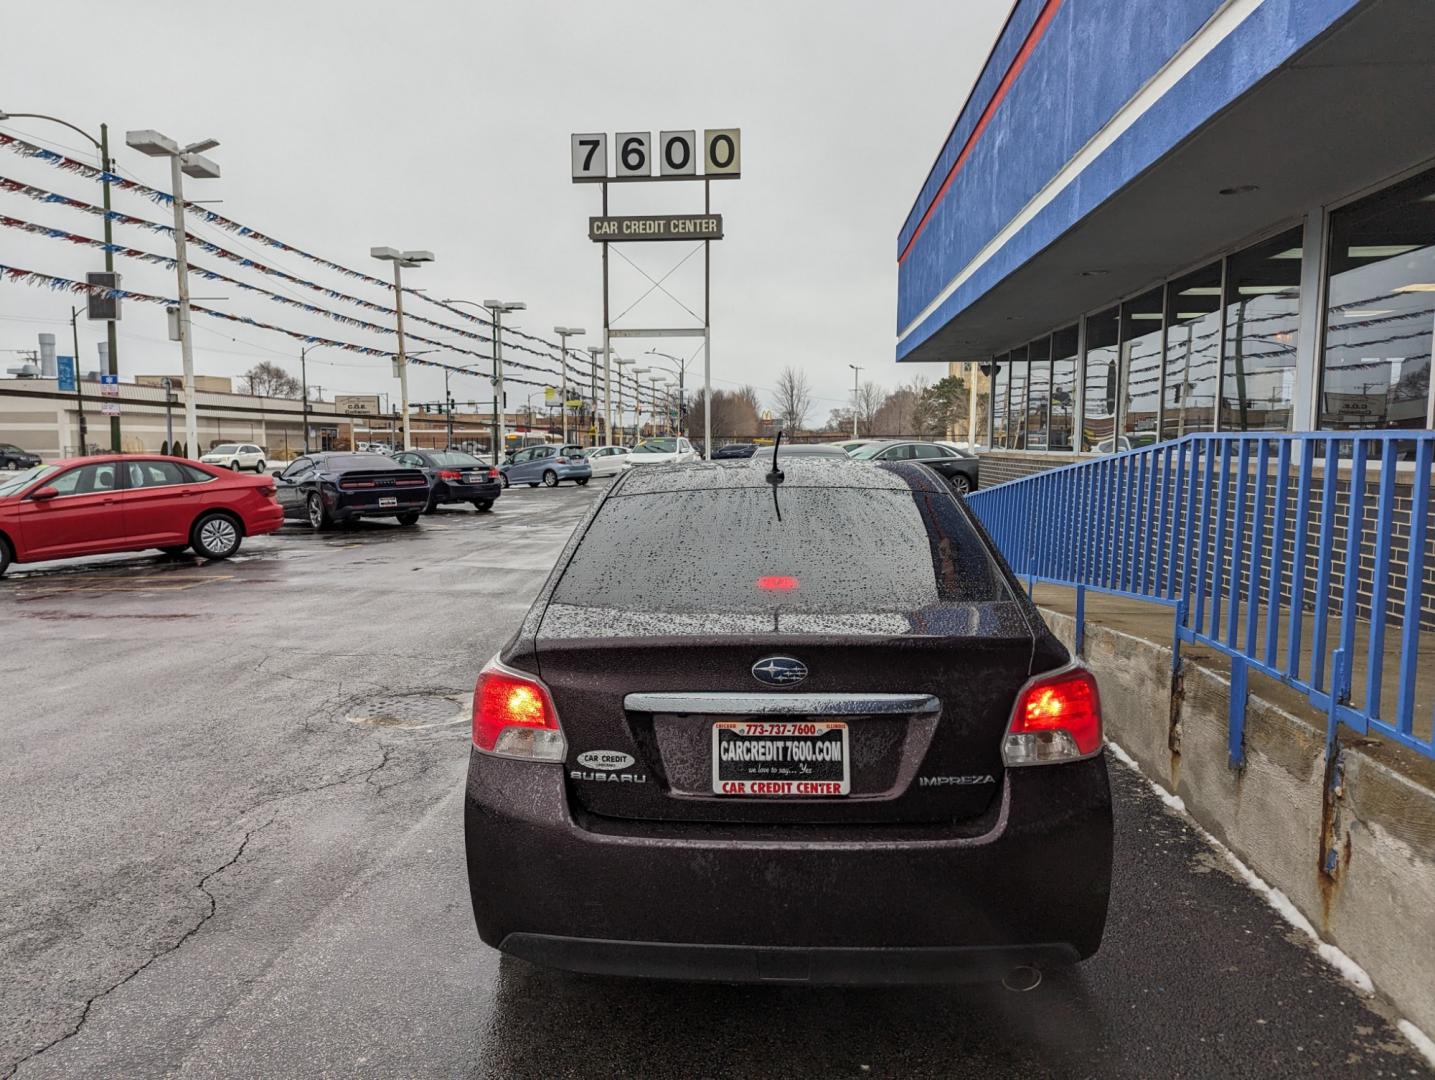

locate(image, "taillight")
[[487, 468, 500, 479], [472, 657, 566, 762], [258, 483, 276, 498], [1002, 664, 1103, 766], [438, 469, 462, 480]]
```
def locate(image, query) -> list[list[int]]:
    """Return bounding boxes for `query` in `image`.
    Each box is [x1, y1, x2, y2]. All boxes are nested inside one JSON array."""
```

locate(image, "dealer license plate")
[[378, 496, 398, 508], [711, 721, 850, 796]]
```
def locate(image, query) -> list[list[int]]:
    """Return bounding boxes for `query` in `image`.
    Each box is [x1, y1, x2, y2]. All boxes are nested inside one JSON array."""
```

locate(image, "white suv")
[[200, 443, 267, 472]]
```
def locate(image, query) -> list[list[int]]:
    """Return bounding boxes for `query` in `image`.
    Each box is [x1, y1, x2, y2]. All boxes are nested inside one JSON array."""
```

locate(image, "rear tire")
[[576, 478, 589, 486], [191, 512, 242, 560], [950, 474, 972, 496], [424, 491, 439, 514], [255, 460, 266, 474], [306, 492, 331, 531], [0, 534, 11, 577], [542, 470, 558, 487], [472, 500, 493, 511], [396, 511, 420, 526]]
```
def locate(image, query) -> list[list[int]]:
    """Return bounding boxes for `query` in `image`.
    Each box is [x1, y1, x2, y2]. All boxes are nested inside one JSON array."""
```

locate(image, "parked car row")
[[0, 448, 515, 577]]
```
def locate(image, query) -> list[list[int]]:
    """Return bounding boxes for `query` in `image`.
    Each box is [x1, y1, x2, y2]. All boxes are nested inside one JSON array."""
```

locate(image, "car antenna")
[[766, 431, 784, 485], [766, 431, 784, 522]]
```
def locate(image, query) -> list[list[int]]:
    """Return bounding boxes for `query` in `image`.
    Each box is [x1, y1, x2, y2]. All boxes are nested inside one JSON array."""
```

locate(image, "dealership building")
[[897, 0, 1435, 477]]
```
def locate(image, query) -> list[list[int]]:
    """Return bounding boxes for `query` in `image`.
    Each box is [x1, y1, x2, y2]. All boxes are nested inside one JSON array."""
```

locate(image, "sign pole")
[[703, 178, 712, 459], [601, 181, 612, 445], [67, 306, 87, 455]]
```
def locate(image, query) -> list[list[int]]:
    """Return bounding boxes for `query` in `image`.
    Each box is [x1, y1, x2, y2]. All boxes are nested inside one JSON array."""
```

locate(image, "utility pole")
[[1, 112, 123, 450], [848, 363, 862, 438], [98, 125, 119, 452], [299, 345, 318, 454]]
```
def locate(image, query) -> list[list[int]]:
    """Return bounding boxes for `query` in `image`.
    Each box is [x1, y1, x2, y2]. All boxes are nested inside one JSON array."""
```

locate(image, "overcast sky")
[[0, 0, 1008, 423]]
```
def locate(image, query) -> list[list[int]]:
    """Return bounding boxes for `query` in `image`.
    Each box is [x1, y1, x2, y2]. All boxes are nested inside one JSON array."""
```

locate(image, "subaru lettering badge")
[[751, 656, 808, 687]]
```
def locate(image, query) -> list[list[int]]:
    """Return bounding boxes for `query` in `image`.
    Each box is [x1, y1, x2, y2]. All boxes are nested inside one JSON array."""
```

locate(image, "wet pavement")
[[0, 479, 1428, 1079]]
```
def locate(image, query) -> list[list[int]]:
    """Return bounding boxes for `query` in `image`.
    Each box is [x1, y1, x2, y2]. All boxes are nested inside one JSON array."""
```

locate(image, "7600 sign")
[[571, 129, 740, 182]]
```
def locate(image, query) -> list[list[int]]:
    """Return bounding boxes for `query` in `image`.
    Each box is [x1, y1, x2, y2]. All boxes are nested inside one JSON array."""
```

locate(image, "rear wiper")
[[767, 431, 784, 521]]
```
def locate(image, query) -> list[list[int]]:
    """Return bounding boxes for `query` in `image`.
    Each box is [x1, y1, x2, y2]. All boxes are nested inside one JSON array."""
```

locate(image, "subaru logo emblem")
[[751, 656, 808, 687]]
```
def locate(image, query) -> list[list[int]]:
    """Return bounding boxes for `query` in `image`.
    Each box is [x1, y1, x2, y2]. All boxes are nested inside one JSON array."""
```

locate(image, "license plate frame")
[[378, 496, 398, 508], [711, 720, 850, 797]]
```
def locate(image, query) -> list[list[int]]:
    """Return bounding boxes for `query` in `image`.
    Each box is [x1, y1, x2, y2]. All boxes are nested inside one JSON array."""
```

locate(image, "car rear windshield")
[[323, 454, 410, 471], [552, 487, 1013, 613], [431, 452, 483, 467]]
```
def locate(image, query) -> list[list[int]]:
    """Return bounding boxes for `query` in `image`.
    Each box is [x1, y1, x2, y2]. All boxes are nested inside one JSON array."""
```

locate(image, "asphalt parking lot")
[[1, 479, 1428, 1079]]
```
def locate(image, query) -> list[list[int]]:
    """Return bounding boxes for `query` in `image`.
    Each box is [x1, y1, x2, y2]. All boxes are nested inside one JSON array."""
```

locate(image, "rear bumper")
[[331, 494, 428, 519], [246, 504, 285, 536], [464, 752, 1112, 984], [501, 935, 1077, 986], [436, 481, 502, 503]]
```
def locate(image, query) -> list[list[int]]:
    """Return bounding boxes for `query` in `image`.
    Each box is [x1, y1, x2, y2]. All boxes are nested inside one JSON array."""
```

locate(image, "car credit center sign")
[[589, 215, 722, 242]]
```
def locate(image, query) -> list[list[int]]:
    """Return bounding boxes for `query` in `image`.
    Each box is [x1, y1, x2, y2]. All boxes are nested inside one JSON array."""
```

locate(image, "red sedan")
[[0, 455, 284, 576]]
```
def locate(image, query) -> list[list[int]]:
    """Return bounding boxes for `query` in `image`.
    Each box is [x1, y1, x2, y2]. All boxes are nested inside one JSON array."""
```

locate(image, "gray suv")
[[500, 444, 593, 488]]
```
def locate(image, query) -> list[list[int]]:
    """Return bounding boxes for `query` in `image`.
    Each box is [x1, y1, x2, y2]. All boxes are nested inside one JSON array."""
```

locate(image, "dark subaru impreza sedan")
[[464, 452, 1111, 985]]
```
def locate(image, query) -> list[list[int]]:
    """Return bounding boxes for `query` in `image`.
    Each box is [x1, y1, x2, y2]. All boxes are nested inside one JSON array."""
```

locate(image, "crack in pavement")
[[3, 818, 277, 1080]]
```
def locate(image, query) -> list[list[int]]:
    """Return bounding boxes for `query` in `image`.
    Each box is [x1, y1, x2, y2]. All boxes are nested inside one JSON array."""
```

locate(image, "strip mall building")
[[896, 0, 1435, 480]]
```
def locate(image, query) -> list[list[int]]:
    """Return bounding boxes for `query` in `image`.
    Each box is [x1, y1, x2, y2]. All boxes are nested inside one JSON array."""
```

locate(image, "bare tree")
[[239, 361, 301, 399], [734, 384, 762, 416], [699, 389, 761, 438], [854, 381, 885, 436], [771, 367, 814, 433]]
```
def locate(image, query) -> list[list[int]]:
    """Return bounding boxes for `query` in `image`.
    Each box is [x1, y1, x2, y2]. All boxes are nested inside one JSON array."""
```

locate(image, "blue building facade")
[[897, 0, 1435, 454]]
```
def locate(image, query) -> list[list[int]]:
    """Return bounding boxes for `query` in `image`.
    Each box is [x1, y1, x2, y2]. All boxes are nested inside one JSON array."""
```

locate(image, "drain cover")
[[347, 693, 468, 728]]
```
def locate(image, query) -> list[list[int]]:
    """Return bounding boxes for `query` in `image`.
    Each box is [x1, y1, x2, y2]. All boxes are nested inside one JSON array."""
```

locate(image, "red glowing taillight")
[[472, 658, 566, 762], [438, 469, 462, 481], [487, 468, 500, 479], [1002, 665, 1103, 766], [755, 576, 799, 591]]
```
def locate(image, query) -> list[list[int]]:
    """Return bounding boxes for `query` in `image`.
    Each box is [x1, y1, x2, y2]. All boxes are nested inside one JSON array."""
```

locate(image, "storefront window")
[[1221, 227, 1301, 431], [991, 353, 1009, 448], [1008, 345, 1029, 450], [1162, 262, 1222, 439], [1050, 325, 1078, 450], [1081, 307, 1119, 452], [1027, 336, 1051, 451], [1321, 167, 1435, 430], [1121, 287, 1164, 449]]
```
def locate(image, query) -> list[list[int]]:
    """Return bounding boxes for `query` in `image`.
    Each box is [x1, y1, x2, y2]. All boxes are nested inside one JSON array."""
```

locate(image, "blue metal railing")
[[967, 432, 1435, 763]]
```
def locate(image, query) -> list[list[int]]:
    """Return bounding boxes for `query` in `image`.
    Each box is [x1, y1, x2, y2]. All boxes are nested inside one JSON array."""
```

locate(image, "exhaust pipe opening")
[[1002, 964, 1043, 992]]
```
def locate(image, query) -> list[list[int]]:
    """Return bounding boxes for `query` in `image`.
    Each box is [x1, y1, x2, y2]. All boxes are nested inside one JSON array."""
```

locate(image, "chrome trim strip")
[[624, 692, 940, 716]]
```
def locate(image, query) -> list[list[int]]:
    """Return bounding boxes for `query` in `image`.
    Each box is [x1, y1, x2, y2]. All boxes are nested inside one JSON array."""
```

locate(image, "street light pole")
[[2, 111, 121, 450], [370, 247, 434, 450], [127, 130, 221, 458], [614, 357, 635, 446], [553, 326, 585, 446], [586, 346, 604, 444], [848, 363, 862, 438], [483, 300, 525, 460]]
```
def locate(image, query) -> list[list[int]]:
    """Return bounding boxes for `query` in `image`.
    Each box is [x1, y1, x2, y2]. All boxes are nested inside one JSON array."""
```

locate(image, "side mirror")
[[30, 486, 60, 501]]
